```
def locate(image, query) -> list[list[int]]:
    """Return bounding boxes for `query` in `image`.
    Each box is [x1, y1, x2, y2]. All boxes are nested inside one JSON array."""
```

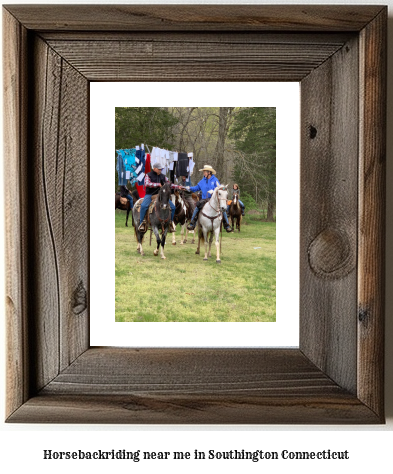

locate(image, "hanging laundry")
[[116, 153, 127, 186], [150, 147, 163, 168], [116, 148, 138, 186], [177, 152, 189, 177], [170, 160, 177, 184], [135, 145, 146, 186], [168, 151, 177, 165], [136, 153, 150, 198]]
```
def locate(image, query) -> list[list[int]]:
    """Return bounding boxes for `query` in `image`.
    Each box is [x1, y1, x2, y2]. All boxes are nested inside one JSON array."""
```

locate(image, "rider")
[[179, 174, 195, 210], [119, 184, 134, 209], [186, 165, 233, 232], [138, 163, 185, 233], [227, 183, 245, 216]]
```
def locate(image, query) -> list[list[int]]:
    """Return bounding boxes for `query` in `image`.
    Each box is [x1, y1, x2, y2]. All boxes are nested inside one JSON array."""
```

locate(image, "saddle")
[[134, 195, 158, 214]]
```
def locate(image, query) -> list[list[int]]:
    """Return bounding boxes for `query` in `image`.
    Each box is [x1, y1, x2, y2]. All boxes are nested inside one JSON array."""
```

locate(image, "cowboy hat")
[[199, 165, 216, 174]]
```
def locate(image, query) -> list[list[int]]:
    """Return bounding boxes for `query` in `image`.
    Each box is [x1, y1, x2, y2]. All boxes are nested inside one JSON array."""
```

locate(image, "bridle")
[[202, 188, 227, 232], [154, 184, 171, 232]]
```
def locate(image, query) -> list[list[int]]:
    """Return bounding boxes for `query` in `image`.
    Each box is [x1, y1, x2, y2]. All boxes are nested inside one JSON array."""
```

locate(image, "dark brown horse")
[[229, 193, 242, 232], [132, 182, 172, 258], [115, 189, 139, 226]]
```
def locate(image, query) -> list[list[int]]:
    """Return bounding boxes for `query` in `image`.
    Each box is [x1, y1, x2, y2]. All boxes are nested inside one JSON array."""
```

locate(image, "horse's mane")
[[158, 181, 171, 202]]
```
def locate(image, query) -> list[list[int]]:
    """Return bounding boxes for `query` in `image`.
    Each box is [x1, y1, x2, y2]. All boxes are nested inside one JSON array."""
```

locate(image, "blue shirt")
[[190, 175, 221, 199]]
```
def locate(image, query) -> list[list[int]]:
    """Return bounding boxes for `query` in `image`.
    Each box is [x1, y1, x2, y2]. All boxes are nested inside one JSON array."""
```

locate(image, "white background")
[[90, 82, 300, 347], [1, 0, 392, 473]]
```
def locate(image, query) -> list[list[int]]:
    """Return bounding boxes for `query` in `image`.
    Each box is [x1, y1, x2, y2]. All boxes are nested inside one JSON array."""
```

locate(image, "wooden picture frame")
[[3, 5, 386, 424]]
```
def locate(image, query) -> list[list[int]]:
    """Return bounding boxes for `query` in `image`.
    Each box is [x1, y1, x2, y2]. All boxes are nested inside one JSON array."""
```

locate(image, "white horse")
[[195, 185, 228, 263]]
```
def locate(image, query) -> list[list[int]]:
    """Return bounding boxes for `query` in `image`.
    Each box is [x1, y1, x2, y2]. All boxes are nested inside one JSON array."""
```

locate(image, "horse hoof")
[[203, 258, 208, 261], [161, 256, 166, 259], [216, 260, 221, 264], [172, 242, 176, 246]]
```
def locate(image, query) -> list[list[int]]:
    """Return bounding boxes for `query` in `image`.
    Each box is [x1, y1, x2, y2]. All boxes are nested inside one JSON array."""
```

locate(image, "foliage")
[[115, 107, 178, 189], [239, 191, 257, 211], [115, 211, 275, 322], [229, 107, 276, 220]]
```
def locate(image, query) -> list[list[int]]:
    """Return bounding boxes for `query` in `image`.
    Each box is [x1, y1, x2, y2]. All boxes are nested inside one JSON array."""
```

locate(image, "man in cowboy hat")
[[186, 165, 233, 232], [138, 162, 186, 232]]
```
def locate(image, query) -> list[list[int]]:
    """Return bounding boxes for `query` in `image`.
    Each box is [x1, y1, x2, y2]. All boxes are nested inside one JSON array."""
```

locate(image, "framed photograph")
[[91, 83, 300, 347], [4, 5, 386, 424]]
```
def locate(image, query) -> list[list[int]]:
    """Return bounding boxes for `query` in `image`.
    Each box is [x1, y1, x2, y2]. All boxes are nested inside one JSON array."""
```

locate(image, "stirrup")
[[225, 224, 233, 233], [138, 220, 147, 232], [187, 221, 196, 231]]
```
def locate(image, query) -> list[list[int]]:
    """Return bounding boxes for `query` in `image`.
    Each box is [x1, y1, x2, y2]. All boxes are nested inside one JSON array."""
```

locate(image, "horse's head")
[[215, 185, 228, 213], [158, 182, 171, 210]]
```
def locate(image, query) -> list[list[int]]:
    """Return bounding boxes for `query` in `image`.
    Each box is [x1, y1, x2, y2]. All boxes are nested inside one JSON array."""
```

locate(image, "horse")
[[229, 192, 242, 232], [115, 189, 139, 226], [195, 185, 228, 263], [171, 191, 199, 245], [132, 182, 172, 259]]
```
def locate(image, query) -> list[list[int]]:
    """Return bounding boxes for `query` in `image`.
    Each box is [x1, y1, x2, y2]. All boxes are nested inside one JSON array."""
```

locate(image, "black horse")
[[132, 182, 172, 259], [115, 189, 139, 226]]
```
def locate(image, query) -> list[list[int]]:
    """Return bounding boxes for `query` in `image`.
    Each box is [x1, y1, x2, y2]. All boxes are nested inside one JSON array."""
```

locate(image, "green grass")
[[115, 210, 275, 322]]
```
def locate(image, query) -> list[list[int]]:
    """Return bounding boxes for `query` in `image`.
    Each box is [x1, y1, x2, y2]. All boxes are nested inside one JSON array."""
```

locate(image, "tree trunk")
[[214, 107, 234, 180], [267, 199, 275, 221]]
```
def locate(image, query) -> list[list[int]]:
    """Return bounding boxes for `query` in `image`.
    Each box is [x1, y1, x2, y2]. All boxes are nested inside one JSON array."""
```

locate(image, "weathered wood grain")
[[3, 5, 384, 32], [45, 39, 348, 81], [30, 36, 89, 390], [7, 349, 380, 424], [3, 8, 30, 418], [358, 9, 386, 418], [300, 36, 359, 394]]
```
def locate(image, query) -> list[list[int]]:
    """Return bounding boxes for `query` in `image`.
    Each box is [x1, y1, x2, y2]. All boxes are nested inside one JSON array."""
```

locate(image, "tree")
[[213, 107, 235, 179], [115, 107, 178, 151], [229, 107, 276, 220], [115, 107, 178, 189]]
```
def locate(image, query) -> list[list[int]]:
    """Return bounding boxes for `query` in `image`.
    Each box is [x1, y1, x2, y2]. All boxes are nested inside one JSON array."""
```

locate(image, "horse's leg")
[[191, 223, 197, 244], [203, 230, 209, 261], [139, 232, 145, 256], [172, 226, 176, 245], [208, 231, 214, 257], [180, 224, 185, 244], [196, 225, 201, 254], [160, 228, 168, 259], [152, 226, 161, 256], [126, 209, 129, 227], [215, 227, 221, 263]]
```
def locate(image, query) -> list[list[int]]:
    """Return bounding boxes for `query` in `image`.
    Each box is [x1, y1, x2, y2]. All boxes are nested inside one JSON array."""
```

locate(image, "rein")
[[201, 191, 225, 233], [154, 187, 171, 233]]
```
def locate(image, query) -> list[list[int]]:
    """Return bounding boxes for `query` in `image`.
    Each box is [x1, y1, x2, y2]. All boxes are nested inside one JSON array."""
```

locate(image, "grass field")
[[115, 210, 276, 322]]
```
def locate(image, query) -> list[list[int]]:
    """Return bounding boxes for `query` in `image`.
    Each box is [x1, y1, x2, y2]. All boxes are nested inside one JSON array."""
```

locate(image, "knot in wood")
[[73, 281, 87, 315], [308, 228, 354, 279]]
